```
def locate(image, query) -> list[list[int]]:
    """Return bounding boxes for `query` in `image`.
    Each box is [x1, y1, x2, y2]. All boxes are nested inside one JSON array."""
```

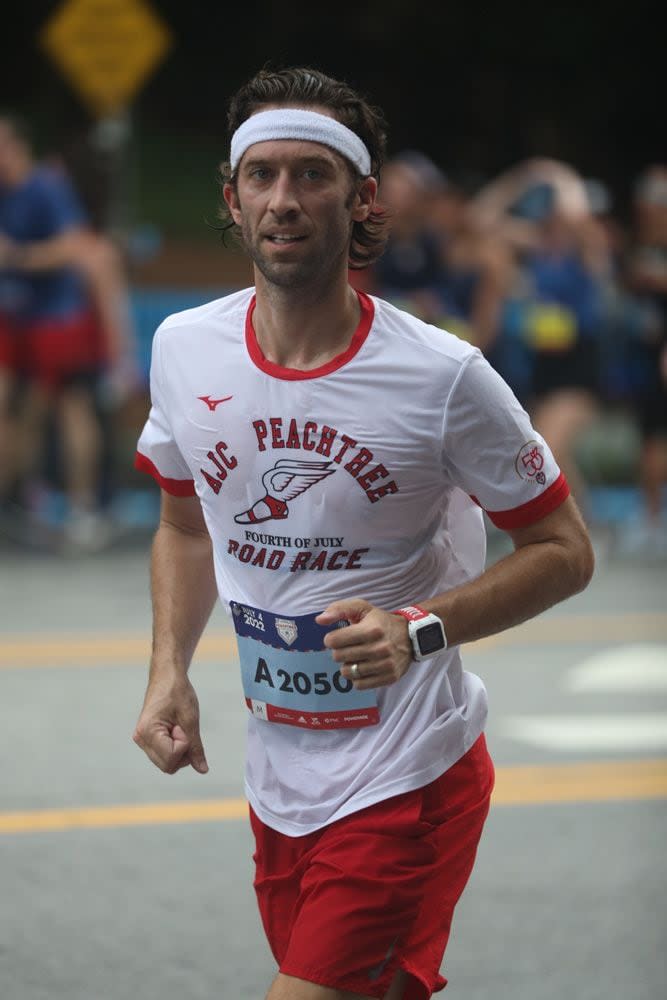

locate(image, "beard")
[[239, 213, 353, 291]]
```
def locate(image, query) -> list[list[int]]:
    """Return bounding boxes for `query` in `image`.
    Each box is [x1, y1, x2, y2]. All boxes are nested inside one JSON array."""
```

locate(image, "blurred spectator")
[[370, 151, 510, 350], [371, 152, 446, 321], [618, 166, 667, 553], [469, 158, 608, 514], [0, 113, 137, 550], [430, 178, 512, 354]]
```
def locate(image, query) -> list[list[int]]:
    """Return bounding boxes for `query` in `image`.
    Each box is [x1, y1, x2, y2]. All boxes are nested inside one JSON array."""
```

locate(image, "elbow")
[[571, 533, 596, 595]]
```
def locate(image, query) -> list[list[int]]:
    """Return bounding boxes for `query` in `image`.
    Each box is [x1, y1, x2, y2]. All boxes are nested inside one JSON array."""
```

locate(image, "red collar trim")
[[245, 290, 374, 380]]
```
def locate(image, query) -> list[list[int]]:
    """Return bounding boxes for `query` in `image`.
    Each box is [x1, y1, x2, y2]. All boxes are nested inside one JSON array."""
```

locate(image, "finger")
[[134, 721, 196, 774], [172, 723, 209, 774], [187, 742, 209, 775], [316, 599, 371, 626], [324, 619, 386, 654], [342, 658, 406, 689], [330, 637, 391, 664], [134, 728, 188, 774]]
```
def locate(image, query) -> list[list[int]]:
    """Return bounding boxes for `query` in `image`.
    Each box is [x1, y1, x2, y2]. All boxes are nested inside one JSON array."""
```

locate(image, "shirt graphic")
[[234, 459, 336, 524]]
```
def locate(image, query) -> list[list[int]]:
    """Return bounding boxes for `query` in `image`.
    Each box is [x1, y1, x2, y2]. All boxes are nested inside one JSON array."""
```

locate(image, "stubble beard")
[[241, 218, 352, 291]]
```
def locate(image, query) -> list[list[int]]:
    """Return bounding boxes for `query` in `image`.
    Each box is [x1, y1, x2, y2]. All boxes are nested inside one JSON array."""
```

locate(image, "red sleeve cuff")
[[473, 472, 570, 529], [134, 452, 196, 497]]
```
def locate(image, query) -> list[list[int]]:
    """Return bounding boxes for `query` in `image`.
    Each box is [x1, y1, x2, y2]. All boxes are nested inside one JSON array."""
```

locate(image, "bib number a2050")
[[254, 657, 353, 696]]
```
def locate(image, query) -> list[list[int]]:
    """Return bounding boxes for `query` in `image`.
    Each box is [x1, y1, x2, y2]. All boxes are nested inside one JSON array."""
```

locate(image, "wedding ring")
[[350, 663, 360, 680]]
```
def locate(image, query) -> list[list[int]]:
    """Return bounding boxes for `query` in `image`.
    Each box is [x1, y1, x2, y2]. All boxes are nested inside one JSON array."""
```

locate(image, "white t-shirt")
[[136, 288, 568, 836]]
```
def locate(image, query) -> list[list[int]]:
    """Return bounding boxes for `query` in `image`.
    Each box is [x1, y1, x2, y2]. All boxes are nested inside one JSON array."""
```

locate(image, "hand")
[[133, 673, 209, 775], [316, 598, 413, 691]]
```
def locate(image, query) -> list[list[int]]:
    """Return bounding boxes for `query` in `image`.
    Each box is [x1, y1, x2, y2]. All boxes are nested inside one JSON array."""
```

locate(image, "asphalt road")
[[1, 541, 665, 1000]]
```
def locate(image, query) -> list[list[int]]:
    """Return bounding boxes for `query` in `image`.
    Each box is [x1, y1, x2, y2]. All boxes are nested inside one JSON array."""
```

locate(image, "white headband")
[[230, 108, 371, 176]]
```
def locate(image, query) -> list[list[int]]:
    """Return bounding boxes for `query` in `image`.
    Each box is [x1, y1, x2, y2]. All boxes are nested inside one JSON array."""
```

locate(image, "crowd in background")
[[356, 154, 667, 556], [0, 114, 138, 552], [1, 111, 665, 556]]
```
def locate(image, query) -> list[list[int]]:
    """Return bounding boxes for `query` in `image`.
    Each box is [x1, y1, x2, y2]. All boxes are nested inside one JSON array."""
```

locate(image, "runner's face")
[[224, 139, 375, 290]]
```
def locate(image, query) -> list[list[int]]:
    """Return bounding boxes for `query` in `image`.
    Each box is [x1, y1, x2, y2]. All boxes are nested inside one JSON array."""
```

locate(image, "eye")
[[303, 168, 322, 181], [248, 167, 271, 181]]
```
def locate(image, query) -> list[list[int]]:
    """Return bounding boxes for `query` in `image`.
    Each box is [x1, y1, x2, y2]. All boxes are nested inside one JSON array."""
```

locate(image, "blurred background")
[[1, 6, 666, 1000], [1, 0, 665, 555]]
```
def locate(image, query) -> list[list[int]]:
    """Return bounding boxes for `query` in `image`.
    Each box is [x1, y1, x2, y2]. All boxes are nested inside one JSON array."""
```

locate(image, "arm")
[[0, 226, 139, 390], [0, 227, 92, 271], [470, 158, 590, 226], [467, 238, 513, 353], [133, 490, 218, 773], [467, 158, 591, 249], [318, 496, 594, 689]]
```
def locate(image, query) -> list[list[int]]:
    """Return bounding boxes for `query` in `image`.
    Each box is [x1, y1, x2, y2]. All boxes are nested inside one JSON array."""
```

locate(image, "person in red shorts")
[[132, 68, 594, 999], [0, 114, 134, 547]]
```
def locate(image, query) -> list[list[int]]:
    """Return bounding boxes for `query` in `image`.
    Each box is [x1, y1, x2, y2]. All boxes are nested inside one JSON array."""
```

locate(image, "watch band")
[[391, 605, 430, 623], [392, 605, 447, 660]]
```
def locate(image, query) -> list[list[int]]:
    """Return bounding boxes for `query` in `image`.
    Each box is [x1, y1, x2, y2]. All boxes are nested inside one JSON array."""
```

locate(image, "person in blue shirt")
[[0, 114, 134, 548], [469, 159, 607, 512]]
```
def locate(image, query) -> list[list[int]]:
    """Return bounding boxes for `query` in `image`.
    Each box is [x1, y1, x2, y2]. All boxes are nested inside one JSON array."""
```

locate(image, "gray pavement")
[[1, 542, 666, 999]]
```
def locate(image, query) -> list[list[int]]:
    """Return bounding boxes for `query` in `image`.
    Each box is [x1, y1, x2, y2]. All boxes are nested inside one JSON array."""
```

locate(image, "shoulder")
[[156, 287, 254, 345], [368, 293, 478, 370], [29, 166, 78, 202]]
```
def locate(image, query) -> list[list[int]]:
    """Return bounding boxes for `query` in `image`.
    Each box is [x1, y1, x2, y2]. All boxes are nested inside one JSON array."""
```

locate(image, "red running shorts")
[[250, 733, 495, 999], [0, 314, 19, 373], [0, 311, 105, 388]]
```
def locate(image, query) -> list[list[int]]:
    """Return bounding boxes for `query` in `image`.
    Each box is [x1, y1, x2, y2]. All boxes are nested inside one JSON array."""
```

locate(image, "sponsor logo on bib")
[[275, 617, 298, 645]]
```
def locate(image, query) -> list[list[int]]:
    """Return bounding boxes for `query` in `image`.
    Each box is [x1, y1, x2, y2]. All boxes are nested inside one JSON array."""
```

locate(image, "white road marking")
[[502, 714, 667, 752], [565, 644, 667, 693]]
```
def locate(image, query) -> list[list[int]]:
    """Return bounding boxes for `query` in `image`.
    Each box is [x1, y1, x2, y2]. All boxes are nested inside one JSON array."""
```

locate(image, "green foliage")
[[128, 127, 225, 237]]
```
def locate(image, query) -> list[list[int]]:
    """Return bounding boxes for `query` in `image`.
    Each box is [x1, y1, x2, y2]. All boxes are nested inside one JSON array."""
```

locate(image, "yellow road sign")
[[40, 0, 172, 117]]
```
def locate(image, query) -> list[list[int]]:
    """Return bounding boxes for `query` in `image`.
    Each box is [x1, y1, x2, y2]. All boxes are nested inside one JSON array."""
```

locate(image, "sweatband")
[[230, 108, 371, 176]]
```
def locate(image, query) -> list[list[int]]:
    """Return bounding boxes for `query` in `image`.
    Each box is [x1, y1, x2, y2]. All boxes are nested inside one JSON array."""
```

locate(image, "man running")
[[133, 67, 594, 1000]]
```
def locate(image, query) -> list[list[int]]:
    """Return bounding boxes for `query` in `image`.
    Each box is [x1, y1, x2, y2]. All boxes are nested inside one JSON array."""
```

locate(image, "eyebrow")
[[241, 152, 337, 171]]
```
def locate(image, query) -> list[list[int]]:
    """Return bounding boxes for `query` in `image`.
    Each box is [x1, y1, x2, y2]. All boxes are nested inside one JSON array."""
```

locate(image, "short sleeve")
[[442, 351, 569, 529], [134, 327, 195, 496]]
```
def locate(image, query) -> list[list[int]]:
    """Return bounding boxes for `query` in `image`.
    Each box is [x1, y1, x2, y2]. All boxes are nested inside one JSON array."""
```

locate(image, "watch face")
[[417, 622, 445, 655]]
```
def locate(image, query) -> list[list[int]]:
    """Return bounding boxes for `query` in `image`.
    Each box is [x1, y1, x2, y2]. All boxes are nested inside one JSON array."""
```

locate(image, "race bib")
[[230, 601, 380, 730]]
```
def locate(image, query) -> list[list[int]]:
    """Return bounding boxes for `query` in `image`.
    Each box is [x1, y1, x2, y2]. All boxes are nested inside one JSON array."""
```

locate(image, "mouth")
[[264, 234, 307, 245]]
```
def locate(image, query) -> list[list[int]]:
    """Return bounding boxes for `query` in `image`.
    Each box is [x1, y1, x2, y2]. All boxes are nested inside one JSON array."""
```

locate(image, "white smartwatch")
[[392, 605, 447, 661]]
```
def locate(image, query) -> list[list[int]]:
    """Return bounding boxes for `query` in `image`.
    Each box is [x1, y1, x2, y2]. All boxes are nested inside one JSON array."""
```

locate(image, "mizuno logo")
[[198, 395, 233, 411]]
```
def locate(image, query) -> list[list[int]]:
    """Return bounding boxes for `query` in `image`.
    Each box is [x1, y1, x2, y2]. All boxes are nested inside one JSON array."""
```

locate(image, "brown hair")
[[218, 67, 388, 268]]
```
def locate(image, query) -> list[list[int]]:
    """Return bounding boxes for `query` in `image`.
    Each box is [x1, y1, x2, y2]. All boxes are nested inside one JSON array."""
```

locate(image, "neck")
[[252, 268, 361, 370]]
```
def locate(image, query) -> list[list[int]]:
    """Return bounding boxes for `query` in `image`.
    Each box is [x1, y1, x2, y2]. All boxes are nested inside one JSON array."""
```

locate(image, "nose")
[[267, 170, 300, 217]]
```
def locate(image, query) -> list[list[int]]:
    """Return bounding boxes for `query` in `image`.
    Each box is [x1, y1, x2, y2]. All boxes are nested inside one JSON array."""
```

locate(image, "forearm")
[[149, 519, 218, 680], [7, 230, 89, 272], [421, 530, 593, 648]]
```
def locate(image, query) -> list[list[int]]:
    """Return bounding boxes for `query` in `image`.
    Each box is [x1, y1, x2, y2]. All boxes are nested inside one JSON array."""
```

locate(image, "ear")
[[223, 182, 243, 226], [351, 175, 379, 222]]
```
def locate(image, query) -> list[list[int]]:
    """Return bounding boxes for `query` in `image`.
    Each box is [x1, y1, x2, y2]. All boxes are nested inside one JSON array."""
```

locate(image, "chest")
[[167, 359, 448, 536]]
